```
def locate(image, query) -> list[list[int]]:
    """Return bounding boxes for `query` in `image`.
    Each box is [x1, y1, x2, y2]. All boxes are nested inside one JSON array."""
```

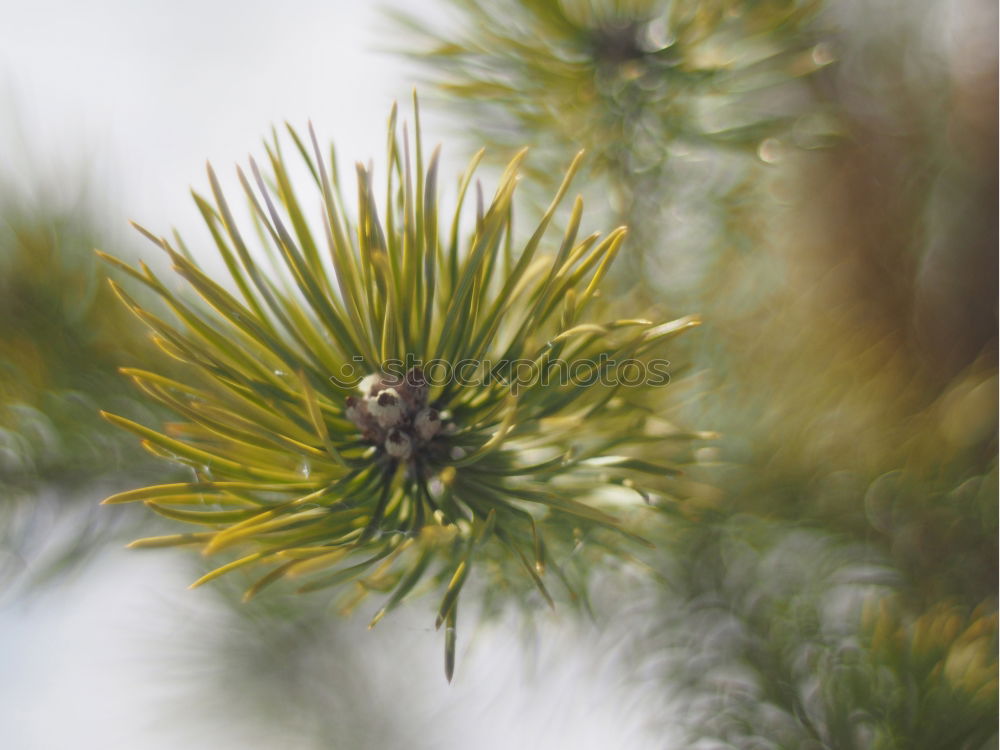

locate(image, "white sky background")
[[0, 2, 668, 749], [0, 0, 466, 247]]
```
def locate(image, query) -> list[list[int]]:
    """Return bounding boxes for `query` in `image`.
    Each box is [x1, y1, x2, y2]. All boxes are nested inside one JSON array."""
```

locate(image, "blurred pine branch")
[[389, 0, 997, 741]]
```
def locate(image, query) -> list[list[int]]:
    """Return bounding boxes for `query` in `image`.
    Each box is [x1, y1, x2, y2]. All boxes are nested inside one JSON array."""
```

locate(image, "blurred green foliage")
[[396, 0, 835, 292], [0, 188, 159, 490], [397, 0, 997, 744], [0, 173, 171, 597], [630, 517, 996, 749]]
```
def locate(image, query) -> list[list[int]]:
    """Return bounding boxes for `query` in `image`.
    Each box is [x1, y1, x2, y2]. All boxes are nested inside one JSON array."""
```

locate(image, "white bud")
[[414, 408, 441, 441], [359, 373, 382, 397], [385, 429, 412, 460], [367, 388, 403, 428]]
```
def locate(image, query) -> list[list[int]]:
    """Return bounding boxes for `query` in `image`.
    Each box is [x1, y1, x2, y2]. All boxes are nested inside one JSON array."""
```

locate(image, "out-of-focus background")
[[0, 1, 995, 748]]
